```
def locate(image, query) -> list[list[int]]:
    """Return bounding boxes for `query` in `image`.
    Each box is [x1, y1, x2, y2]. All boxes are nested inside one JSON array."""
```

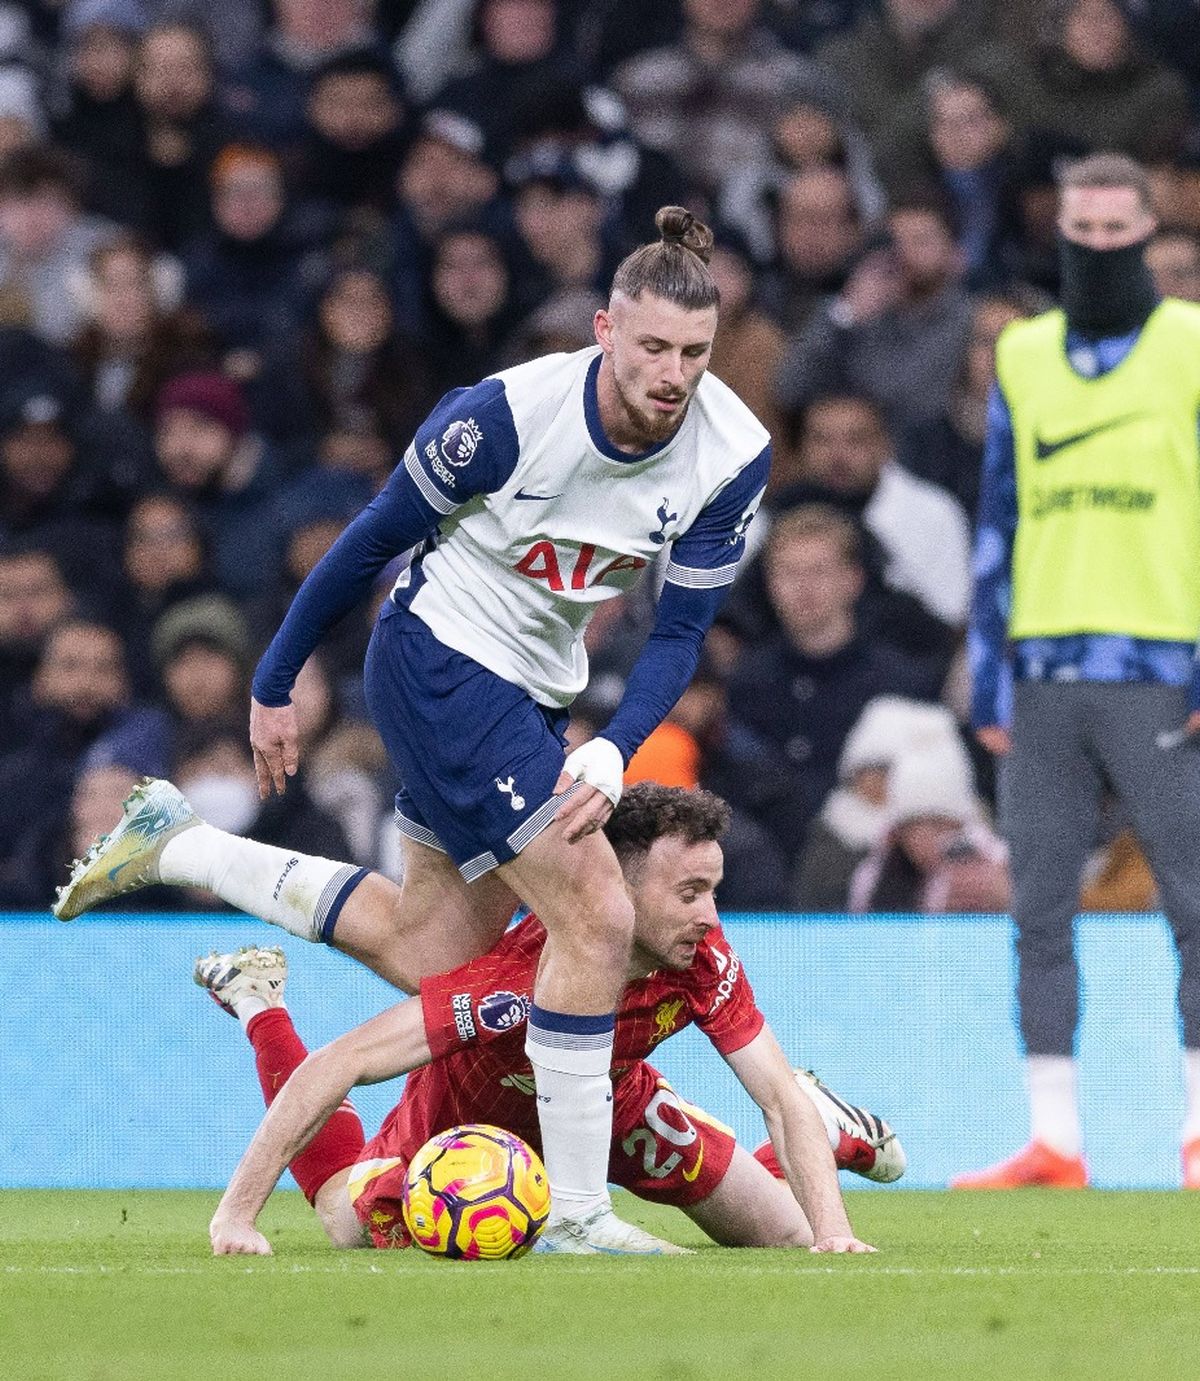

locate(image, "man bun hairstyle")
[[603, 782, 731, 868], [610, 206, 720, 311]]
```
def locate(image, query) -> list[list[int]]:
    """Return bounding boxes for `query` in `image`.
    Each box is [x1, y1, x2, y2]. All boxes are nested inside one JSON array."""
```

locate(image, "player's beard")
[[613, 370, 693, 448]]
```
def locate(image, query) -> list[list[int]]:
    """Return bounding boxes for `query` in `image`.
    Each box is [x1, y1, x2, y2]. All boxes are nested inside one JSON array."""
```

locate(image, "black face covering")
[[1058, 233, 1159, 338]]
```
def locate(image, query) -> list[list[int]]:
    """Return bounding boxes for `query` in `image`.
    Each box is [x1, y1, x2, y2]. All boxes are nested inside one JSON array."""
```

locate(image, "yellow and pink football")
[[400, 1124, 551, 1260]]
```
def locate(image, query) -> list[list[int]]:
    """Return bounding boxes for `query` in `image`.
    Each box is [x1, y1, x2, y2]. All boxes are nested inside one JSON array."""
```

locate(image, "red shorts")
[[607, 1064, 736, 1207], [752, 1142, 785, 1179], [345, 1062, 736, 1248]]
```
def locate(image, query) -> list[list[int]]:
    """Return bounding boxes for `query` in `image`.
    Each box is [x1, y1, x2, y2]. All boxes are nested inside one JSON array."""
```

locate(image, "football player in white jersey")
[[55, 208, 774, 1255]]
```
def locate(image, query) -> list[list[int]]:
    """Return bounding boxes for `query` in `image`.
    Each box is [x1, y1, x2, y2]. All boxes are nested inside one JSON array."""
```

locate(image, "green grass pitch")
[[2, 1189, 1197, 1380]]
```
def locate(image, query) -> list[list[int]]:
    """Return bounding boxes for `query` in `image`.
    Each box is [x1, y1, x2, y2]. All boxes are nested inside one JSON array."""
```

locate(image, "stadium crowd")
[[1, 0, 1197, 912]]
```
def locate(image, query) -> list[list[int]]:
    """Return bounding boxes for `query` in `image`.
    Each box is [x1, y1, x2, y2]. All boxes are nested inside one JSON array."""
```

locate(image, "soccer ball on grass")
[[401, 1124, 551, 1260]]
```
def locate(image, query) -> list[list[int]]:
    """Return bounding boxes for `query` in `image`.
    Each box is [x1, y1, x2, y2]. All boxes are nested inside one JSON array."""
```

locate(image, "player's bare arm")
[[724, 1026, 876, 1253], [210, 999, 431, 1254]]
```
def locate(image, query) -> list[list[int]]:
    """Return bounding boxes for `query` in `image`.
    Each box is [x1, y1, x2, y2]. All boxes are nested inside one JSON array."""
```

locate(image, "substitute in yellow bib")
[[958, 154, 1200, 1191]]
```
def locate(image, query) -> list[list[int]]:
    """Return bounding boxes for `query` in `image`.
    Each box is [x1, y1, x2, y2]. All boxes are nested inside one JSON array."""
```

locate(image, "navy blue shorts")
[[364, 599, 574, 881]]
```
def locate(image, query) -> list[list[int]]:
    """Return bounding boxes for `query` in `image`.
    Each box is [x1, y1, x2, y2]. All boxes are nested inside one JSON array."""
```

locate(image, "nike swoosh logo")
[[107, 860, 130, 883], [513, 488, 563, 502], [682, 1143, 704, 1183], [1034, 413, 1144, 462]]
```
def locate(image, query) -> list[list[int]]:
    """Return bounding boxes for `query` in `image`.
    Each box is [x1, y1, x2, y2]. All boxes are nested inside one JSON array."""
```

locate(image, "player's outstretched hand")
[[810, 1236, 877, 1254], [250, 696, 300, 798], [210, 1215, 273, 1256]]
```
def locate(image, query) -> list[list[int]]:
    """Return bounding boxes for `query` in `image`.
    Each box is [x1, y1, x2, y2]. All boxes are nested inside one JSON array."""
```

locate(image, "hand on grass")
[[810, 1235, 877, 1254], [210, 1215, 273, 1256]]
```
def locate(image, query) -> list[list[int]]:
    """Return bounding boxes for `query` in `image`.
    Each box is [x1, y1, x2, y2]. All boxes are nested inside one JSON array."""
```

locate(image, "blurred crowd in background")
[[1, 0, 1195, 913]]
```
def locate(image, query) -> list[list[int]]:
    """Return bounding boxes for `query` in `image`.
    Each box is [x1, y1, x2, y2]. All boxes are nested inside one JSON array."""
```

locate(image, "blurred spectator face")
[[176, 735, 259, 833], [89, 241, 156, 343], [136, 25, 212, 122], [765, 528, 863, 647], [515, 182, 600, 273], [777, 167, 860, 279], [164, 638, 242, 722], [274, 0, 368, 49], [155, 408, 235, 489], [1058, 182, 1156, 251], [292, 655, 333, 745], [481, 0, 555, 63], [1062, 0, 1131, 72], [0, 179, 75, 258], [0, 73, 44, 162], [1147, 231, 1200, 302], [288, 518, 348, 582], [0, 550, 70, 651], [319, 270, 392, 352], [70, 24, 136, 101], [1, 412, 74, 502], [964, 296, 1024, 397], [319, 430, 390, 481], [799, 398, 890, 495], [123, 495, 204, 594], [309, 69, 400, 151], [33, 621, 127, 724], [212, 159, 284, 242], [684, 0, 759, 39], [433, 231, 509, 328], [895, 817, 961, 871], [70, 763, 139, 859], [708, 245, 753, 318], [889, 206, 960, 294], [928, 78, 1008, 172], [1147, 166, 1200, 234], [884, 0, 959, 36], [773, 103, 841, 169], [399, 133, 498, 234], [848, 765, 889, 806]]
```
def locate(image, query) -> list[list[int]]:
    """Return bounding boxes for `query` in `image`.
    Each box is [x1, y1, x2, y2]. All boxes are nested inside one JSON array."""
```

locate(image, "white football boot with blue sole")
[[53, 777, 199, 920], [535, 1202, 691, 1255]]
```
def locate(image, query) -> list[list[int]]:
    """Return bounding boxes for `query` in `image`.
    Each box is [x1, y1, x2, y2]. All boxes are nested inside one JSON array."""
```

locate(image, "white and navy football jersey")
[[395, 348, 769, 707]]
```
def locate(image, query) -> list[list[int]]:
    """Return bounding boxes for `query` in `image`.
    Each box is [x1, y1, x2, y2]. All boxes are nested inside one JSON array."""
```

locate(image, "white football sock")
[[526, 1005, 615, 1222], [1026, 1054, 1082, 1158], [160, 824, 363, 943], [234, 995, 275, 1030], [1181, 1049, 1200, 1143]]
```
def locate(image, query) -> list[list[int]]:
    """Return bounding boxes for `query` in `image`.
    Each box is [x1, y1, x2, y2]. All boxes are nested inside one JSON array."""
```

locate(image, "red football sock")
[[245, 1008, 365, 1204], [752, 1141, 784, 1180]]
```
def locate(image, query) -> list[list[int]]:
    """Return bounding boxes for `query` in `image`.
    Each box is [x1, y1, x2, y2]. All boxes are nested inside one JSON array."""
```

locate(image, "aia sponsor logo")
[[513, 540, 646, 591]]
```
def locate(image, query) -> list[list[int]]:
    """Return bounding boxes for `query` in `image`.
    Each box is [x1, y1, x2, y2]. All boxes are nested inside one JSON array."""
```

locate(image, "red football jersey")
[[399, 915, 764, 1148]]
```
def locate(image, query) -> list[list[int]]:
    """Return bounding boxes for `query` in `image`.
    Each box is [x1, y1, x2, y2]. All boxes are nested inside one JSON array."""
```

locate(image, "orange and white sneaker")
[[1182, 1138, 1200, 1188], [951, 1140, 1088, 1189]]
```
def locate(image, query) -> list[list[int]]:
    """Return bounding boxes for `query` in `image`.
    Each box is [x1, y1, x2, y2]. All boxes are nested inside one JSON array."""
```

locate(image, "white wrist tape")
[[562, 737, 625, 807]]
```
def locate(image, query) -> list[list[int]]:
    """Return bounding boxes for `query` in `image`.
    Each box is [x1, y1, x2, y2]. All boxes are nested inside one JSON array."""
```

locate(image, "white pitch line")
[[6, 1263, 1200, 1278]]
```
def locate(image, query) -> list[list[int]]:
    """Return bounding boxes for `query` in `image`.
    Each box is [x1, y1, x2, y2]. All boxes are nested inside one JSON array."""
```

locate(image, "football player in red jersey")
[[204, 785, 900, 1256]]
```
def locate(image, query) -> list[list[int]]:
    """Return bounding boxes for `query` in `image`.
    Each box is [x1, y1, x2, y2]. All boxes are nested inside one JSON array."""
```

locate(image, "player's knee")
[[570, 882, 635, 958], [768, 1220, 814, 1249], [315, 1176, 368, 1249]]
